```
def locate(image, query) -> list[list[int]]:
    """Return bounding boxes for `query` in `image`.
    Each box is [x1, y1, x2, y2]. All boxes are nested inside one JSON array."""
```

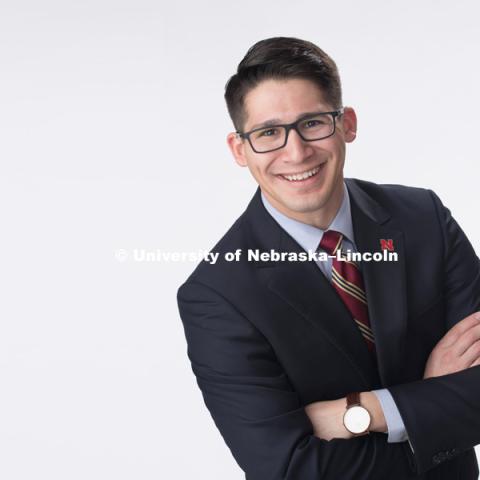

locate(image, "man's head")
[[225, 37, 357, 229]]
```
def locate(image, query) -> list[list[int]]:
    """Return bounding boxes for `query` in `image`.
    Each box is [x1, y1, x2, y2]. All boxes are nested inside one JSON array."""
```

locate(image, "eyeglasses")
[[236, 108, 344, 154]]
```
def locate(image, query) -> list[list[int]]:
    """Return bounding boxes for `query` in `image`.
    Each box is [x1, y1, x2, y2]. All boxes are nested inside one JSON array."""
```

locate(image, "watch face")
[[343, 405, 371, 434]]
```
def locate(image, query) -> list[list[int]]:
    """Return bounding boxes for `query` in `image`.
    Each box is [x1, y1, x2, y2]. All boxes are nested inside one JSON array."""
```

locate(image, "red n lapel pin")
[[380, 239, 394, 251]]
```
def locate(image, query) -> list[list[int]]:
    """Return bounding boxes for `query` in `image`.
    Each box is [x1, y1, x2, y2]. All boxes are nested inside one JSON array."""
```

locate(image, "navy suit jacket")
[[177, 178, 480, 479]]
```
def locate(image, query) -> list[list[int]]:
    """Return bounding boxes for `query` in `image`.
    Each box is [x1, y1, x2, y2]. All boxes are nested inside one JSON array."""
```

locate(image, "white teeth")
[[282, 165, 321, 182]]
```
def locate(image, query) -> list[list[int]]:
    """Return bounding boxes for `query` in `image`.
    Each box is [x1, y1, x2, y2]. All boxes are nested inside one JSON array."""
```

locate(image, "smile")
[[280, 164, 324, 182]]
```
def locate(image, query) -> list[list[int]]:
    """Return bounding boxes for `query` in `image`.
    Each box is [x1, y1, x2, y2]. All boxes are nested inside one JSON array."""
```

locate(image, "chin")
[[282, 196, 328, 214]]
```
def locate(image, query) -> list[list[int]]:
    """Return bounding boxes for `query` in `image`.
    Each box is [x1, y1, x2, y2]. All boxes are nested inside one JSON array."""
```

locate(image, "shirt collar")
[[260, 182, 355, 253]]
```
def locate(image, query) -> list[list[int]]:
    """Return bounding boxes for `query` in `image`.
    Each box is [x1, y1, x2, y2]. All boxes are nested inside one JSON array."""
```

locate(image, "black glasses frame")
[[236, 108, 345, 154]]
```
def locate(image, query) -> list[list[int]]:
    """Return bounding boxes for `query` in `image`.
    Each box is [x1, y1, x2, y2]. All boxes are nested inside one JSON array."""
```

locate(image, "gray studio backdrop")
[[0, 1, 479, 479]]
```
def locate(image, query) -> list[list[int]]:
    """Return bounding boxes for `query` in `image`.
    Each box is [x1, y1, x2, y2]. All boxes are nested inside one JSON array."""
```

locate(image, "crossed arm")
[[178, 282, 480, 479]]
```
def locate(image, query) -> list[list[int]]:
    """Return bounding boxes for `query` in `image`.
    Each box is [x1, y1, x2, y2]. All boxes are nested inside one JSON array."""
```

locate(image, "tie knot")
[[318, 230, 343, 255]]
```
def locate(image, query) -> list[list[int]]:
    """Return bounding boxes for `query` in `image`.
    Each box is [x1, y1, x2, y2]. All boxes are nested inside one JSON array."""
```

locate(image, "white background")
[[1, 1, 479, 478]]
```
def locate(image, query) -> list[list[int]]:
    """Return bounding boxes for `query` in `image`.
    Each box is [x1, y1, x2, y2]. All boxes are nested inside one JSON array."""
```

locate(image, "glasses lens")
[[250, 126, 286, 153], [297, 114, 335, 140]]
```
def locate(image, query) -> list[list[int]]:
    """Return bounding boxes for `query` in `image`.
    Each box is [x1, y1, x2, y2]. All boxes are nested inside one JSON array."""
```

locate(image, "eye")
[[256, 128, 278, 138], [303, 119, 324, 128]]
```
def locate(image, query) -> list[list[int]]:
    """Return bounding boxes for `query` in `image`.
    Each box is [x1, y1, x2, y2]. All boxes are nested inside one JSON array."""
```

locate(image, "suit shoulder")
[[177, 209, 250, 293], [349, 177, 432, 200], [348, 177, 438, 215]]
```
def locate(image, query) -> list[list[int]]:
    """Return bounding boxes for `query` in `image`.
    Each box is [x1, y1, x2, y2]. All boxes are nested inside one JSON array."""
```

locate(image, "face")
[[227, 78, 357, 229]]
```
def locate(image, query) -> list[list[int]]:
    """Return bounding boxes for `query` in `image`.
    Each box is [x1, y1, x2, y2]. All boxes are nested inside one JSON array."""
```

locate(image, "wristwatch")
[[342, 392, 371, 436]]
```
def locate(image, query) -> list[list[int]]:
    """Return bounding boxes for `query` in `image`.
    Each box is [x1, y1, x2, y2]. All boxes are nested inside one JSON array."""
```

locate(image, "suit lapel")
[[243, 179, 408, 389], [346, 179, 408, 387]]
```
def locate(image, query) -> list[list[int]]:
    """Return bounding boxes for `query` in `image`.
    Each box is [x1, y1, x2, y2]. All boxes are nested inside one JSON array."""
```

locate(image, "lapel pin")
[[380, 239, 395, 251]]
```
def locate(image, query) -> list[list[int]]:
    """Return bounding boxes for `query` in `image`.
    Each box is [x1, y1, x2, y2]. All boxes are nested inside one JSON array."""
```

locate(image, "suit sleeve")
[[388, 189, 480, 474], [177, 280, 419, 480]]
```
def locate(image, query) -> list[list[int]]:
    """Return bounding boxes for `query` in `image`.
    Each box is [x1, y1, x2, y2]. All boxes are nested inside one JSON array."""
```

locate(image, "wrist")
[[305, 398, 354, 440], [358, 391, 387, 433]]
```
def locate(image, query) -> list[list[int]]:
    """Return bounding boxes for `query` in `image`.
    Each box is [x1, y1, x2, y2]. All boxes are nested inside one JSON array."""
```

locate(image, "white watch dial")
[[344, 405, 371, 434]]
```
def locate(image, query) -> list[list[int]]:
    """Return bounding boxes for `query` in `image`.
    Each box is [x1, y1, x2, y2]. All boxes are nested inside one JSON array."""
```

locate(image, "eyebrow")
[[248, 110, 327, 131]]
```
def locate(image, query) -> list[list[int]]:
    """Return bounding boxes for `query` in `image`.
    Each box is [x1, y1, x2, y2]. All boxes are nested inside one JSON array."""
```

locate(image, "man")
[[176, 37, 480, 479]]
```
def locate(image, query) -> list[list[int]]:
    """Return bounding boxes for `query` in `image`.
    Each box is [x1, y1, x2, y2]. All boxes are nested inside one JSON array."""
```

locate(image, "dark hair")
[[224, 37, 343, 133]]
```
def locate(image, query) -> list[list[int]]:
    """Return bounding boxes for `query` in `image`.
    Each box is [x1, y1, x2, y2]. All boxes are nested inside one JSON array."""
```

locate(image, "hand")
[[424, 311, 480, 379]]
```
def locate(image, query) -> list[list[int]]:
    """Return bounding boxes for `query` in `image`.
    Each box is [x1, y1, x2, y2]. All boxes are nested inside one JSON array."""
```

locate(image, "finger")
[[439, 311, 480, 348], [460, 337, 480, 366], [453, 324, 480, 357]]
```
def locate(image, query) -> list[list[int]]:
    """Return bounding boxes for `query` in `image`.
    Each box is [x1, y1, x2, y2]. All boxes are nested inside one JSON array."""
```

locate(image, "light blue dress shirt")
[[260, 182, 412, 449]]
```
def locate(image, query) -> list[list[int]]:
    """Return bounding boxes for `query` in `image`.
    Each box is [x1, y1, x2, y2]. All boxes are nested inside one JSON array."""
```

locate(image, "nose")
[[282, 128, 313, 163]]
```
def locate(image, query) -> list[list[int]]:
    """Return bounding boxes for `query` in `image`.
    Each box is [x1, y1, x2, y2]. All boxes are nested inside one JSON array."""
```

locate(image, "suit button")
[[433, 452, 447, 464], [446, 448, 459, 458]]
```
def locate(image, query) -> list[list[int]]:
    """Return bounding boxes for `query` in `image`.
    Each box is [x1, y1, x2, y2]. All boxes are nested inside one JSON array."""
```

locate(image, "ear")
[[226, 132, 249, 167], [341, 107, 358, 143]]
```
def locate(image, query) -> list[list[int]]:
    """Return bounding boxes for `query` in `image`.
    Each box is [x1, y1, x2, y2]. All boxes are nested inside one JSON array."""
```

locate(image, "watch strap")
[[346, 391, 361, 408]]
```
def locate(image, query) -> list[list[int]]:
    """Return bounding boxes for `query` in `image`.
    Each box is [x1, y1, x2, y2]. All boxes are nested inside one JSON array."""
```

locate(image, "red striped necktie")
[[318, 230, 376, 356]]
